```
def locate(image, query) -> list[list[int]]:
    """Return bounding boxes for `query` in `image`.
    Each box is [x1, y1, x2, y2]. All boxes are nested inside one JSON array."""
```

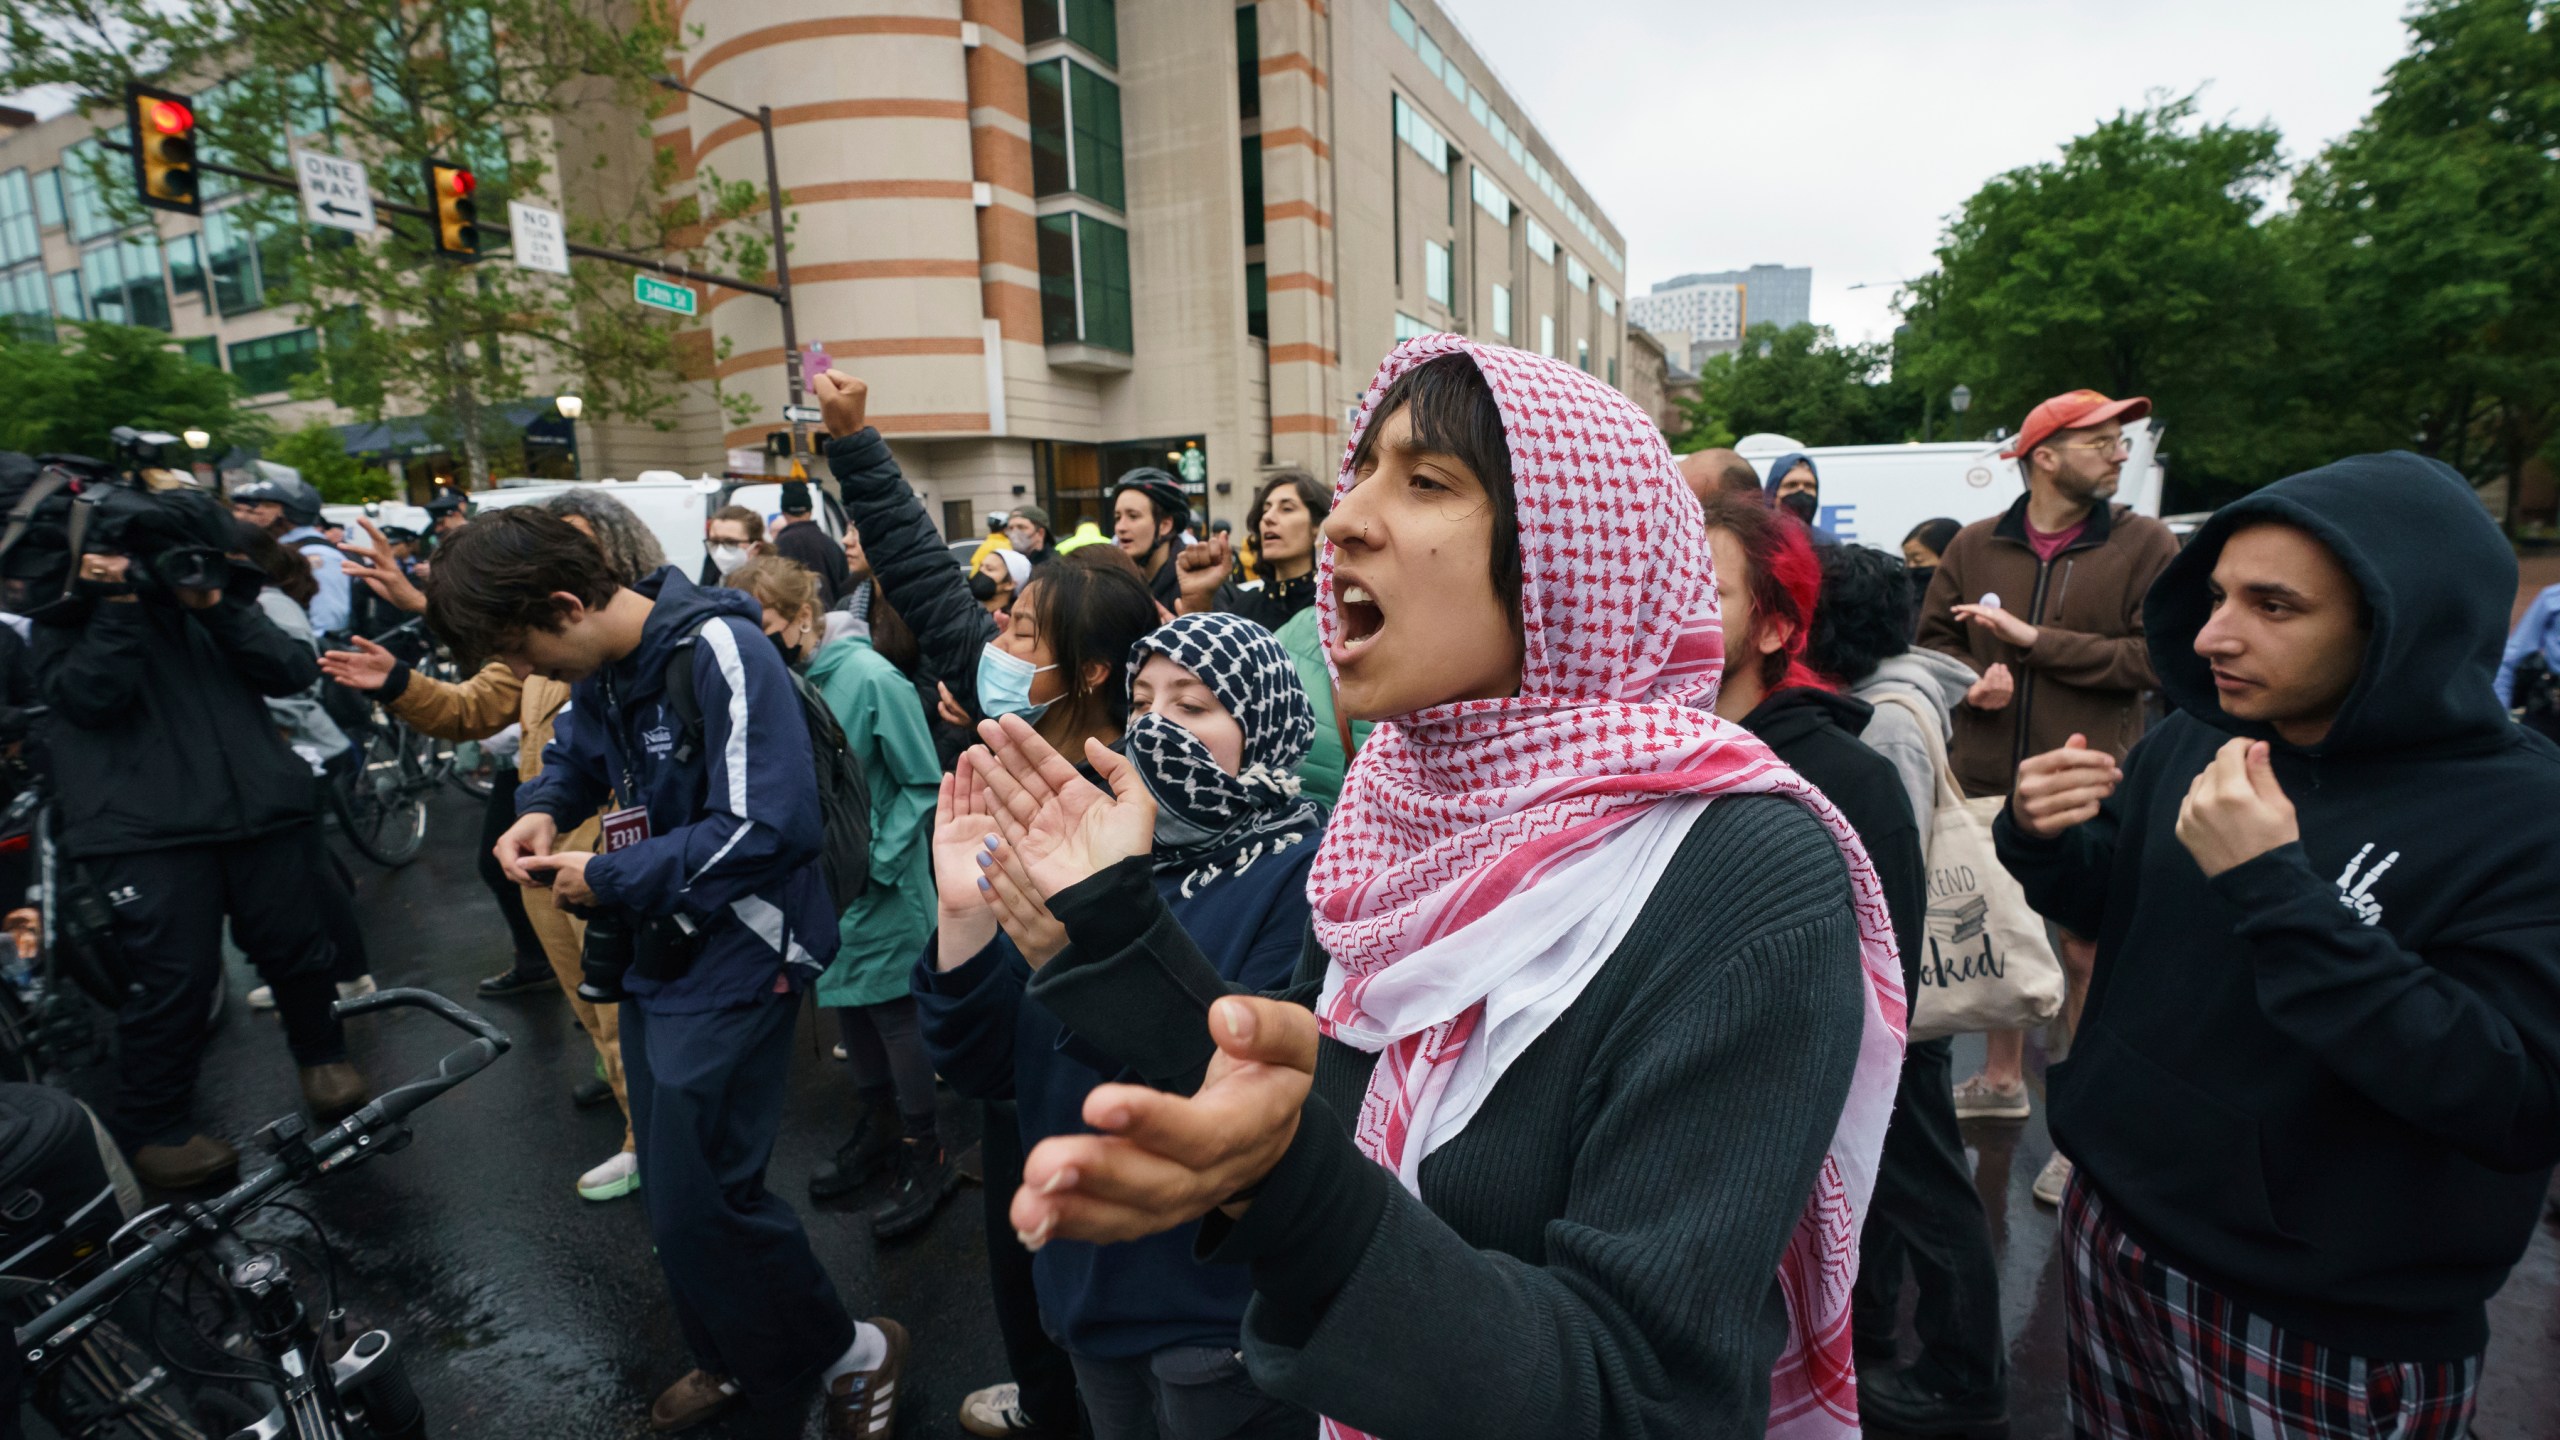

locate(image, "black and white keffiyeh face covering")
[[1124, 612, 1322, 893]]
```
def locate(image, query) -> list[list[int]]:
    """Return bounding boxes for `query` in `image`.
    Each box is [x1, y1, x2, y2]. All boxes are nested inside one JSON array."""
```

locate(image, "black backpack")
[[663, 639, 873, 913]]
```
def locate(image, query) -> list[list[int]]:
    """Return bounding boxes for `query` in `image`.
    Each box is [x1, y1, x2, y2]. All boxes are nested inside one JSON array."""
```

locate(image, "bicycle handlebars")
[[13, 988, 511, 1358]]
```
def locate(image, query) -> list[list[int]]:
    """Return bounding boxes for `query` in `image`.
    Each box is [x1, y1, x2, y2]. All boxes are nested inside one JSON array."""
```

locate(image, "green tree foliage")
[[268, 417, 389, 503], [2283, 0, 2560, 516], [1675, 323, 1920, 451], [0, 321, 272, 459], [1894, 95, 2315, 507], [0, 0, 770, 485]]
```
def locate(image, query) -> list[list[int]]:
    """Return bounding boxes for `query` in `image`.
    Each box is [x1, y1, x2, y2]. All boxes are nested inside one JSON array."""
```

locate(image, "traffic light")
[[424, 158, 478, 259], [125, 84, 199, 215]]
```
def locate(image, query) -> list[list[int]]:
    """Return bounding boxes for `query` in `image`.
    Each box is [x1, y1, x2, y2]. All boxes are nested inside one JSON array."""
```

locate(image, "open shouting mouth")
[[1332, 573, 1385, 663]]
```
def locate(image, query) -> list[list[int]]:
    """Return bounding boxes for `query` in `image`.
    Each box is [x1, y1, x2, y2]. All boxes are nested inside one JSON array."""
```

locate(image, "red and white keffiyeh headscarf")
[[1307, 335, 1907, 1439]]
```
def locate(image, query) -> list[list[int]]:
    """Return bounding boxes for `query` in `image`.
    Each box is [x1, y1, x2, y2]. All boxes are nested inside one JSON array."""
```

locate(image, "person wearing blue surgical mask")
[[820, 374, 1164, 1440], [974, 554, 1157, 750]]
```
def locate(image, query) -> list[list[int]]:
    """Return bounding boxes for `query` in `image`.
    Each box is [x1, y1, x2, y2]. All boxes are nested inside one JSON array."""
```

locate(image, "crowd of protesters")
[[14, 328, 2558, 1440]]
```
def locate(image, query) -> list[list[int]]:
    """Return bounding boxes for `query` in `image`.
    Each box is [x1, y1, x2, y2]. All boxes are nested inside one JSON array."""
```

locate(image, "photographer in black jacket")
[[29, 486, 367, 1190]]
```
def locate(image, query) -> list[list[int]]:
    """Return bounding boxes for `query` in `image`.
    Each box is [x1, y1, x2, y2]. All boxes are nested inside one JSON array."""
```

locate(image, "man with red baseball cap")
[[1913, 388, 2181, 1215]]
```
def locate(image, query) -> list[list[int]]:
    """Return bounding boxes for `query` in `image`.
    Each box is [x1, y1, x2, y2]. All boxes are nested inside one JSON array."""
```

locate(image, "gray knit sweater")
[[1033, 793, 1867, 1439]]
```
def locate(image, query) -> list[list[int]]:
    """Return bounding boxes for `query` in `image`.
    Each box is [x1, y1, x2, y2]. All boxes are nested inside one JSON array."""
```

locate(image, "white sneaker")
[[1951, 1073, 2031, 1121], [248, 975, 376, 1012], [577, 1150, 640, 1201], [2032, 1150, 2073, 1208], [959, 1382, 1037, 1438]]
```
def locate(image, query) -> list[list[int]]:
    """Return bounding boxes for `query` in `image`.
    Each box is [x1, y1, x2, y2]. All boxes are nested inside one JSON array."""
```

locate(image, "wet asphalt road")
[[84, 788, 2560, 1437]]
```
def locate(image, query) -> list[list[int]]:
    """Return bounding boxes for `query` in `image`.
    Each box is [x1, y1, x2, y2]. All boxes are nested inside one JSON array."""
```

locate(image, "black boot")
[[808, 1092, 901, 1201], [866, 1138, 958, 1241]]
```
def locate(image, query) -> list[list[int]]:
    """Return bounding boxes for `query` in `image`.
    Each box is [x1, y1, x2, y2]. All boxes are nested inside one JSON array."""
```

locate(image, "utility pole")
[[659, 77, 805, 473]]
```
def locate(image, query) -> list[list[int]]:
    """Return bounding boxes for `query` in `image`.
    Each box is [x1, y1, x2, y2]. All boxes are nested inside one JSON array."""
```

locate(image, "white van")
[[466, 473, 844, 581], [1733, 420, 2166, 552]]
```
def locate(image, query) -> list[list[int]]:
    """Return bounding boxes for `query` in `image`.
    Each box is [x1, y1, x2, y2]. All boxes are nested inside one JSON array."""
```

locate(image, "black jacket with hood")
[[31, 592, 322, 857], [1996, 452, 2560, 1360], [1741, 686, 1926, 992]]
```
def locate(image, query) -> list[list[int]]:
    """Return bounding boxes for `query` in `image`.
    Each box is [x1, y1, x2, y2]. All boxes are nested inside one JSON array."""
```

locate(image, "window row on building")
[[1026, 5, 1134, 355], [1383, 0, 1621, 273]]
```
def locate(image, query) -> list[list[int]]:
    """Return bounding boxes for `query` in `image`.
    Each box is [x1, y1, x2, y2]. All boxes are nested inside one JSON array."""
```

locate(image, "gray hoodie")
[[1850, 648, 1977, 844]]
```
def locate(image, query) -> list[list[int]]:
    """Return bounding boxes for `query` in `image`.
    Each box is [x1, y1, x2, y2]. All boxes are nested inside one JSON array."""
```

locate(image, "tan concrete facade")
[[664, 0, 1628, 537]]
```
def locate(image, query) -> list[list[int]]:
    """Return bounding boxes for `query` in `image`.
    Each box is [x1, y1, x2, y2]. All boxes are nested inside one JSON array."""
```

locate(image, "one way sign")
[[293, 150, 377, 236]]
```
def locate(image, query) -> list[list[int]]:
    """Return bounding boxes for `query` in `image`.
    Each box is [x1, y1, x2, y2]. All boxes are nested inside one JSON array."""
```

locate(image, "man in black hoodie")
[[1995, 452, 2560, 1437]]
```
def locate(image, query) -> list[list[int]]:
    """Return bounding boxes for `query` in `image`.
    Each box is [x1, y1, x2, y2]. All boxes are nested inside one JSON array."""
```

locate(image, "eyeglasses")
[[2060, 436, 2133, 457]]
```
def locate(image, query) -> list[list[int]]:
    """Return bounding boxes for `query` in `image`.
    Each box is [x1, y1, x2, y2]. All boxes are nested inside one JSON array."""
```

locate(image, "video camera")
[[0, 429, 250, 617]]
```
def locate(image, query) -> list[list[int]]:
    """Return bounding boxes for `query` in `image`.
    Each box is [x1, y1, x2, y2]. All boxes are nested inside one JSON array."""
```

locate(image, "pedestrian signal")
[[425, 159, 478, 259], [126, 84, 199, 216]]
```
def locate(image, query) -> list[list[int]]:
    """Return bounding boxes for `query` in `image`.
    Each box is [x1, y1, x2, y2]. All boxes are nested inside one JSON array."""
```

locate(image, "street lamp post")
[[556, 394, 584, 480], [1949, 384, 1973, 442], [656, 75, 803, 472]]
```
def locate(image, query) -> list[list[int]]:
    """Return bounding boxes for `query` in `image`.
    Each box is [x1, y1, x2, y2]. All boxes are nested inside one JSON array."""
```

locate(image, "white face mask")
[[709, 543, 750, 576]]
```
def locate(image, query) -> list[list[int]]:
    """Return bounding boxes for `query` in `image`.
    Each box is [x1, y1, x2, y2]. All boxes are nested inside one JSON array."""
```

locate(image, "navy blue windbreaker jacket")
[[516, 567, 837, 1012]]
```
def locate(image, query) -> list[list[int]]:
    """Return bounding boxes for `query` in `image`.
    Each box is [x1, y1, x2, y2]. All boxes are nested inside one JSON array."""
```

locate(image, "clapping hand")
[[1174, 533, 1231, 615], [341, 518, 427, 616], [930, 764, 1005, 968], [966, 714, 1156, 900], [1011, 995, 1318, 1250], [981, 838, 1068, 968]]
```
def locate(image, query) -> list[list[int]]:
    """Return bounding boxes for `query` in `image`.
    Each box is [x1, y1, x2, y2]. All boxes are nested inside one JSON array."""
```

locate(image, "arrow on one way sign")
[[293, 149, 377, 236]]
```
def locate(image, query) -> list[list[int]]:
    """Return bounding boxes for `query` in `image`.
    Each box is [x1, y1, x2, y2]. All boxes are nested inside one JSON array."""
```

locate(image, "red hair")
[[1698, 493, 1835, 694]]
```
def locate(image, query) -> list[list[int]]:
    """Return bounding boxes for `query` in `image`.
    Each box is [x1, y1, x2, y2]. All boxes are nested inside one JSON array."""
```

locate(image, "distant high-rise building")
[[1629, 264, 1812, 357]]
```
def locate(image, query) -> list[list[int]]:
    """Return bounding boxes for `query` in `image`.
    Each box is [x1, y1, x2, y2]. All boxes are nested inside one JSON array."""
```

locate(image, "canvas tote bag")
[[1870, 691, 2066, 1043]]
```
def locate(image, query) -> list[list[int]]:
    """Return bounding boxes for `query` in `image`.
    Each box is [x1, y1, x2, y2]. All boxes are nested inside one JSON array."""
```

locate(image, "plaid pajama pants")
[[2061, 1174, 2481, 1439]]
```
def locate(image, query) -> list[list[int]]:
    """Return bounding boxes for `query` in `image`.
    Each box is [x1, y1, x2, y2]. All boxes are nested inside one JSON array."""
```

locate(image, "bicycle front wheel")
[[332, 724, 428, 868]]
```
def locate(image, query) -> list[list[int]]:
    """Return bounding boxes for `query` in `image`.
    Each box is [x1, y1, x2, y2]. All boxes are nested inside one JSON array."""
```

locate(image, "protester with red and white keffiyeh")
[[967, 336, 1906, 1440]]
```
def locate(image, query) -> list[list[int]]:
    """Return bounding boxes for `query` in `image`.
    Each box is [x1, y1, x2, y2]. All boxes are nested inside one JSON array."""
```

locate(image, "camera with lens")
[[574, 908, 703, 1003], [108, 425, 184, 480]]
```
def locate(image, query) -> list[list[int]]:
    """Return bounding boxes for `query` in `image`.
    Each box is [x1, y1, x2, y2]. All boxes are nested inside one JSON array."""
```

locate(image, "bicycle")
[[321, 622, 450, 870], [12, 987, 511, 1440], [0, 706, 128, 1088]]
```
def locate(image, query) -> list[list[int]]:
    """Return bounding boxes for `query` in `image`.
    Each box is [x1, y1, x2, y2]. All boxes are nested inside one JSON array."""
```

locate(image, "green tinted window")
[[1069, 66, 1124, 210], [0, 172, 38, 267], [229, 326, 320, 394], [82, 234, 170, 331], [181, 334, 221, 369], [60, 142, 118, 242], [1023, 0, 1116, 65], [1034, 212, 1131, 352], [1027, 60, 1123, 210], [1241, 138, 1263, 247], [1, 265, 50, 342], [1076, 215, 1131, 352]]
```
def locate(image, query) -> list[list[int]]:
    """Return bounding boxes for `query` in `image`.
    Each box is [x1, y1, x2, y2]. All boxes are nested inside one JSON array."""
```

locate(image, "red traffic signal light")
[[125, 83, 199, 215], [424, 158, 479, 260]]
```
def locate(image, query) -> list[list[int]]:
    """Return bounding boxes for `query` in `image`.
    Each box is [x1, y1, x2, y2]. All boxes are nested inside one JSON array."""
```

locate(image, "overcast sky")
[[10, 0, 2417, 347], [1441, 0, 2417, 346]]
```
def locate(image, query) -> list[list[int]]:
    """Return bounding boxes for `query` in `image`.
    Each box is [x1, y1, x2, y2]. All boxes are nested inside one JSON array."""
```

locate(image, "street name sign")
[[632, 274, 699, 316], [508, 200, 569, 275], [293, 150, 377, 235]]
